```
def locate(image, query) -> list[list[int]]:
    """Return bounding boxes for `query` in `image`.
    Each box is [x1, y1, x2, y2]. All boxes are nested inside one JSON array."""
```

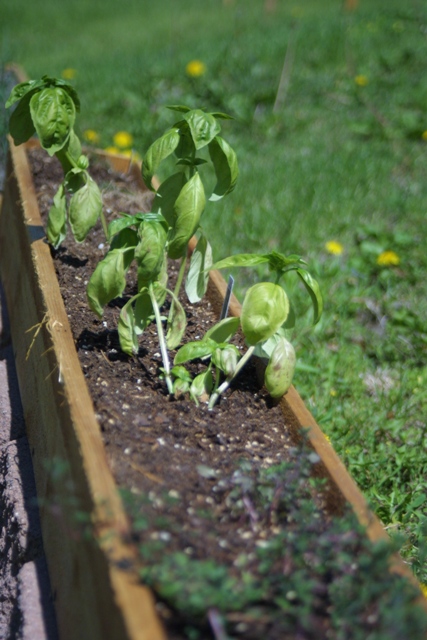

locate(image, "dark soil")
[[27, 147, 427, 640]]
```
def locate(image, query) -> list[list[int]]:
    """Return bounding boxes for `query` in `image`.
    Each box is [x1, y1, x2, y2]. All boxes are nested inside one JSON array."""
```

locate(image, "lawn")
[[2, 0, 427, 584]]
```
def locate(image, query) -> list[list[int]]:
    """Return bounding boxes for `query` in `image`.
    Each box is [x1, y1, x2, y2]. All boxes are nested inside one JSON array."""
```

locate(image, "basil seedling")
[[87, 106, 239, 395], [6, 76, 104, 247]]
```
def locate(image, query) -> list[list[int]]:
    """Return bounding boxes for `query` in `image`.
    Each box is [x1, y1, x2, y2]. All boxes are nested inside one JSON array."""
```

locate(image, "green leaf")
[[176, 157, 207, 167], [107, 212, 165, 240], [142, 128, 180, 190], [166, 105, 192, 114], [87, 249, 128, 316], [241, 282, 289, 345], [190, 369, 213, 405], [135, 221, 167, 287], [208, 136, 238, 201], [118, 301, 139, 356], [209, 112, 234, 120], [171, 365, 193, 382], [166, 289, 187, 350], [268, 251, 306, 274], [64, 166, 86, 192], [174, 339, 217, 365], [212, 345, 240, 377], [185, 233, 213, 303], [69, 174, 102, 242], [108, 214, 139, 239], [253, 327, 292, 360], [203, 316, 240, 343], [110, 227, 139, 258], [67, 129, 82, 161], [211, 253, 270, 271], [183, 109, 221, 150], [134, 290, 154, 335], [168, 172, 206, 259], [47, 183, 67, 248], [152, 172, 187, 229], [174, 127, 196, 160], [296, 268, 323, 324], [49, 77, 80, 112], [5, 79, 44, 108], [264, 337, 296, 398], [8, 91, 36, 145], [29, 87, 76, 155]]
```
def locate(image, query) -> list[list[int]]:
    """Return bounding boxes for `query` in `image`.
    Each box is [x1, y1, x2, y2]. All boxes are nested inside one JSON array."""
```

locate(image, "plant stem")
[[149, 283, 174, 395], [208, 345, 255, 410], [99, 208, 109, 241], [173, 252, 188, 300]]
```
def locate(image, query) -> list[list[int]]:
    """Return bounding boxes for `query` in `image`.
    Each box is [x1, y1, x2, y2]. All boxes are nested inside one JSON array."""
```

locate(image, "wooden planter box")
[[1, 137, 426, 638]]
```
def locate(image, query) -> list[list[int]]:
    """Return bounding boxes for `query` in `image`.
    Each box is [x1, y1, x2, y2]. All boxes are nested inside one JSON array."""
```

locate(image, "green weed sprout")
[[6, 76, 104, 247]]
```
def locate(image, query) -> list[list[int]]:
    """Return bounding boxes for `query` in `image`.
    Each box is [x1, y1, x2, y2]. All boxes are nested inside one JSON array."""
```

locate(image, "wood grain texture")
[[0, 140, 166, 640]]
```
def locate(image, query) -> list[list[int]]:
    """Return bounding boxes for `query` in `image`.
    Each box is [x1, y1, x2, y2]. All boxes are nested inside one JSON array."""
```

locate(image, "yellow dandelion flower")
[[186, 60, 206, 78], [325, 240, 344, 256], [83, 129, 100, 144], [104, 146, 120, 155], [421, 584, 427, 598], [421, 131, 427, 141], [376, 250, 400, 267], [113, 131, 134, 149], [61, 68, 77, 80], [354, 75, 369, 87], [330, 388, 337, 397]]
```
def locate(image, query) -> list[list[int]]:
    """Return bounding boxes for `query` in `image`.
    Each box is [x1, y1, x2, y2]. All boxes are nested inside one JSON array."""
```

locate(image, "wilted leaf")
[[87, 249, 127, 316]]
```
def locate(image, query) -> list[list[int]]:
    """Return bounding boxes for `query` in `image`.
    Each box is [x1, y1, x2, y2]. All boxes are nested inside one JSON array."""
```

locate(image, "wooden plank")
[[0, 140, 166, 640]]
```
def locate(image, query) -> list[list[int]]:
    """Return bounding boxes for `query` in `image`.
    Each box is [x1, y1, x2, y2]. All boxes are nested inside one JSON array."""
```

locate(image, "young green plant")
[[86, 106, 238, 396], [174, 250, 322, 409], [6, 76, 104, 247]]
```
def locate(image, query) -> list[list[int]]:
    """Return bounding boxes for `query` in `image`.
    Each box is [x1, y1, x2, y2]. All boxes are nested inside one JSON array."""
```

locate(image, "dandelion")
[[330, 388, 337, 397], [421, 584, 427, 598], [186, 60, 206, 78], [113, 131, 134, 149], [422, 131, 427, 141], [376, 250, 400, 267], [83, 129, 100, 144], [325, 240, 344, 256], [354, 75, 369, 87], [61, 68, 77, 80]]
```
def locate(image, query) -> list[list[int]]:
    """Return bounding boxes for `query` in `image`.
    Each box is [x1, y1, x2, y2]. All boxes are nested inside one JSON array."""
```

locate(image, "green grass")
[[2, 0, 427, 583]]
